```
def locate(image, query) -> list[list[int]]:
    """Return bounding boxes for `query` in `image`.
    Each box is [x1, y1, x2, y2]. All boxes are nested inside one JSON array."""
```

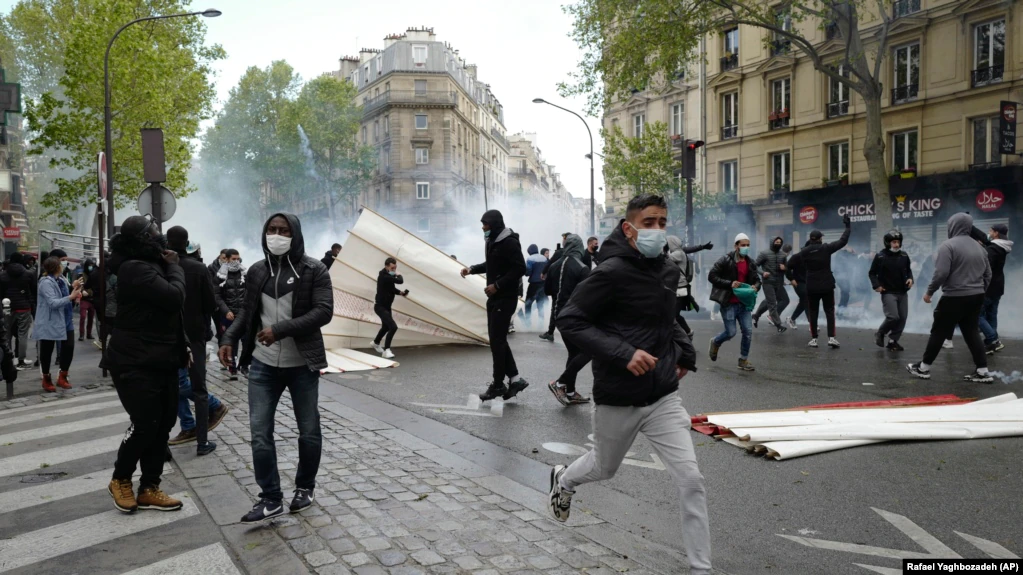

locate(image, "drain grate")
[[20, 472, 68, 484]]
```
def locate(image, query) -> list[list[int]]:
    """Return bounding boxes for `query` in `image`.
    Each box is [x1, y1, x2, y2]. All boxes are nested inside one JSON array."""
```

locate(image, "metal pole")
[[152, 188, 163, 232], [535, 101, 594, 236], [97, 204, 107, 378], [686, 177, 694, 246]]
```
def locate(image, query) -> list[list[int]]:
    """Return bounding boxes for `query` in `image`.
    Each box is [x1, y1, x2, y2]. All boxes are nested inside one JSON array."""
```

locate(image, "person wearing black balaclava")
[[461, 210, 529, 401], [106, 215, 188, 514], [752, 236, 790, 333], [792, 214, 851, 348]]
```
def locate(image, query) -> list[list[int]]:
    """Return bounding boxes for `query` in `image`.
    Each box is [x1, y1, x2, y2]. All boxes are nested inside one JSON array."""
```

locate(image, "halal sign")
[[976, 189, 1005, 212], [799, 206, 818, 224]]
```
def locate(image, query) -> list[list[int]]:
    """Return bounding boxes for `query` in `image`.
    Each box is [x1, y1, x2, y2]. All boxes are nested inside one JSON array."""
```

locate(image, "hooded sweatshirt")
[[667, 236, 694, 291], [0, 260, 36, 313], [544, 234, 590, 314], [971, 227, 1014, 298], [468, 210, 527, 300], [926, 213, 991, 297], [524, 244, 547, 284]]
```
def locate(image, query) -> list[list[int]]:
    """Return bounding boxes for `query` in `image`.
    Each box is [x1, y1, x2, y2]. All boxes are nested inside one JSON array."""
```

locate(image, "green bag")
[[733, 283, 758, 311]]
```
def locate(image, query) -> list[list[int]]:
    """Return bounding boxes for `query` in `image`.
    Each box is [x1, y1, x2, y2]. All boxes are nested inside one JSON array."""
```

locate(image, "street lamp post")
[[532, 98, 595, 238]]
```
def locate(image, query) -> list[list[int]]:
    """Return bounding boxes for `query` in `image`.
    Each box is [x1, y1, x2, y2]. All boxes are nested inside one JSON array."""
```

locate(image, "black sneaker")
[[887, 341, 905, 352], [503, 379, 529, 400], [776, 325, 787, 334], [15, 361, 31, 371], [241, 498, 285, 523], [906, 363, 931, 379], [538, 333, 554, 342], [963, 371, 994, 384], [992, 340, 1005, 352], [479, 382, 509, 401], [239, 365, 250, 377], [709, 337, 719, 362], [548, 465, 573, 523], [874, 331, 885, 348], [985, 343, 996, 355], [290, 488, 315, 513], [197, 441, 217, 456], [752, 315, 760, 329]]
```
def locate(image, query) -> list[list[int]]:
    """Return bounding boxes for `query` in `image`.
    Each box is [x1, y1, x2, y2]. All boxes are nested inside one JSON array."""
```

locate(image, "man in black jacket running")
[[545, 234, 591, 406], [550, 194, 710, 575], [788, 214, 851, 348], [372, 257, 408, 359], [461, 210, 529, 401]]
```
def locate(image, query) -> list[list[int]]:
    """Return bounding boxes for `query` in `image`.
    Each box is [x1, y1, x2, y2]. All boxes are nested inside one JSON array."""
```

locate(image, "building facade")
[[335, 27, 510, 249], [1, 120, 30, 258], [506, 132, 576, 228]]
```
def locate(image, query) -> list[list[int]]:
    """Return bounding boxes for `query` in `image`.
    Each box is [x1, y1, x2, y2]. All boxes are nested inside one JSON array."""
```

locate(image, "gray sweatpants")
[[754, 282, 789, 326], [879, 292, 909, 342], [561, 393, 712, 575]]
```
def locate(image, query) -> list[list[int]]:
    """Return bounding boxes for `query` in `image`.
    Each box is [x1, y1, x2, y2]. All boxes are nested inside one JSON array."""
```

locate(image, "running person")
[[667, 236, 713, 338], [371, 257, 408, 359], [869, 230, 913, 351], [752, 236, 790, 332], [545, 234, 591, 406], [708, 233, 761, 371], [790, 214, 851, 348]]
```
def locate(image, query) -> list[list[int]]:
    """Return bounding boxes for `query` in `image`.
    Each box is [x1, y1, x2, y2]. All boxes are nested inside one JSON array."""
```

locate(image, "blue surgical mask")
[[987, 233, 992, 241], [738, 246, 750, 256], [483, 230, 491, 239], [388, 270, 396, 276], [627, 223, 667, 258]]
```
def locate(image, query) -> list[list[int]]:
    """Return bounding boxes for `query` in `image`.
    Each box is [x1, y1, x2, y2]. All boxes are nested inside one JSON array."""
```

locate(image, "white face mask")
[[265, 234, 292, 256], [60, 260, 69, 270]]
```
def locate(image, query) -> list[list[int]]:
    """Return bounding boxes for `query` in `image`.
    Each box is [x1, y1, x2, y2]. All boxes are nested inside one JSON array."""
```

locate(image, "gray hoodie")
[[926, 213, 992, 297]]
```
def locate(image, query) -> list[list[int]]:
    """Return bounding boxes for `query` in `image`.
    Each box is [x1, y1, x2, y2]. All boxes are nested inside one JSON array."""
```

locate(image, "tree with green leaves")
[[5, 0, 224, 231], [562, 0, 899, 236]]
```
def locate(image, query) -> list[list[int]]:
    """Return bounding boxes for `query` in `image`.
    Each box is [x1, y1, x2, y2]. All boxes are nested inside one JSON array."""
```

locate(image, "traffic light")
[[672, 137, 704, 179]]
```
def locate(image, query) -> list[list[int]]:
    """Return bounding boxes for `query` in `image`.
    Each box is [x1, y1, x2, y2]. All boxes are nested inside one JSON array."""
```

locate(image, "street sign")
[[140, 128, 167, 183], [136, 185, 176, 223], [999, 101, 1017, 154], [2, 227, 20, 240], [97, 152, 107, 200]]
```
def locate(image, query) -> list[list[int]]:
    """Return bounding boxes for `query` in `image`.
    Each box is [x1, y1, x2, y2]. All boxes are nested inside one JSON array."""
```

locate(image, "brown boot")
[[137, 486, 182, 511], [56, 371, 71, 389], [208, 404, 230, 431], [108, 479, 138, 513], [168, 429, 197, 445], [41, 374, 56, 393]]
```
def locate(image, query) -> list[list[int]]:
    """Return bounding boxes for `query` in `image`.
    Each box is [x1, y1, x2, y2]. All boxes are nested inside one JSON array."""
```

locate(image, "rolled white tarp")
[[734, 421, 1023, 442]]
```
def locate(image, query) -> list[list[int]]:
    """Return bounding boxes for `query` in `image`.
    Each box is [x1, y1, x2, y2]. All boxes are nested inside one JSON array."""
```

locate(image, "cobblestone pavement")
[[203, 368, 672, 575]]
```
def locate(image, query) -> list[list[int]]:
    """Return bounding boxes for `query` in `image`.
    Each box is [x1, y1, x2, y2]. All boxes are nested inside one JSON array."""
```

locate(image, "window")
[[418, 218, 430, 233], [828, 142, 849, 181], [973, 20, 1005, 86], [722, 92, 739, 139], [415, 148, 429, 164], [722, 27, 739, 71], [375, 54, 382, 75], [892, 130, 918, 171], [971, 117, 1002, 168], [362, 126, 367, 144], [720, 160, 738, 194], [416, 182, 430, 200], [892, 43, 920, 103], [671, 103, 684, 136], [415, 114, 428, 130], [383, 146, 390, 171], [373, 121, 379, 143], [893, 0, 920, 18], [383, 115, 389, 137], [771, 151, 790, 191], [413, 45, 427, 66], [828, 65, 850, 117], [770, 78, 790, 129], [771, 7, 792, 55], [414, 79, 427, 95], [633, 113, 645, 138]]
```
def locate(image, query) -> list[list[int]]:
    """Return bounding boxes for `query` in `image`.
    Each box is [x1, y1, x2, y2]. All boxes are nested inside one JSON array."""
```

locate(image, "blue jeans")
[[248, 358, 321, 502], [177, 368, 222, 432], [713, 302, 753, 359], [978, 296, 1000, 344]]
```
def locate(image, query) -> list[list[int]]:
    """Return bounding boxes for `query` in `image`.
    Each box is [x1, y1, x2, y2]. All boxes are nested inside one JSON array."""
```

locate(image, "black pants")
[[790, 284, 808, 321], [922, 294, 987, 368], [373, 305, 398, 349], [674, 296, 691, 334], [754, 283, 790, 325], [39, 331, 75, 375], [546, 293, 559, 336], [187, 340, 210, 445], [557, 340, 591, 394], [112, 368, 178, 489], [487, 297, 519, 384], [807, 291, 836, 339]]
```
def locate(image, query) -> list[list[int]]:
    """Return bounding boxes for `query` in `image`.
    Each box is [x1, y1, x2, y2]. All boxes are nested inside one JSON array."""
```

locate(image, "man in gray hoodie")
[[907, 213, 993, 383]]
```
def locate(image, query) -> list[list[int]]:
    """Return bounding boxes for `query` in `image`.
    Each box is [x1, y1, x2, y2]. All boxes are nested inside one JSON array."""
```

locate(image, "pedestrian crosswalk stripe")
[[0, 391, 118, 417], [0, 412, 127, 445], [116, 543, 241, 575], [0, 466, 175, 515], [0, 435, 121, 477], [0, 399, 123, 429], [0, 492, 198, 573]]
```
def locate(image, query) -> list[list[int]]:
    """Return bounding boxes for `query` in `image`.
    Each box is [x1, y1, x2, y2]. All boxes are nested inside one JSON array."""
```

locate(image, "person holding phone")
[[33, 257, 81, 392]]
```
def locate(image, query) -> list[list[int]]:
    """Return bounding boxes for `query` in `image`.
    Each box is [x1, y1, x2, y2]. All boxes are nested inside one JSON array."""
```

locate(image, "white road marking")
[[0, 492, 198, 573], [0, 412, 127, 445], [853, 564, 901, 575], [117, 543, 241, 575], [955, 531, 1020, 559], [0, 465, 175, 515], [871, 507, 960, 557], [0, 435, 122, 477], [0, 391, 118, 417], [412, 394, 504, 417], [0, 399, 123, 429]]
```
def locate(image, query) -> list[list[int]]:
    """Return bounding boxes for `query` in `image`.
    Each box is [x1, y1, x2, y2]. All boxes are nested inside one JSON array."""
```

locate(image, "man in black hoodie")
[[78, 257, 99, 341], [787, 215, 851, 348], [321, 243, 342, 270], [545, 234, 592, 406], [461, 210, 529, 401], [552, 195, 710, 575], [219, 213, 333, 523], [868, 230, 914, 351], [752, 236, 790, 333], [371, 257, 408, 359], [974, 223, 1012, 353], [0, 253, 36, 369]]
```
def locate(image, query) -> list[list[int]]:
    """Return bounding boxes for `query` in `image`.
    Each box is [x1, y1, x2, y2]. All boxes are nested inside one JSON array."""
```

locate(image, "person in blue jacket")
[[519, 244, 548, 328], [32, 256, 82, 392]]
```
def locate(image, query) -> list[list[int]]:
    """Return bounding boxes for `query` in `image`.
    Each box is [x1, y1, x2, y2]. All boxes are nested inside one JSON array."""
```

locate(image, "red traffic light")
[[686, 140, 705, 150]]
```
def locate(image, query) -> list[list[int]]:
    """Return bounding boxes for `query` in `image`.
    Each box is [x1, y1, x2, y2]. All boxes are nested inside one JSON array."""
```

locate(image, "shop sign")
[[2, 227, 20, 240], [799, 206, 818, 224], [1000, 101, 1017, 154], [835, 196, 942, 222], [975, 189, 1005, 212]]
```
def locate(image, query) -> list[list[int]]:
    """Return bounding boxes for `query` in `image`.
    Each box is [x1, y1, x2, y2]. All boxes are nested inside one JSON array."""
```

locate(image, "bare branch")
[[872, 13, 893, 81]]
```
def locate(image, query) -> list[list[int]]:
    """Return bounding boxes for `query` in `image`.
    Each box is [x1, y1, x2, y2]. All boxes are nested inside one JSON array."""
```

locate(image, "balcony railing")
[[490, 127, 509, 150], [971, 65, 1004, 87], [827, 100, 850, 118], [770, 38, 791, 57], [362, 90, 458, 115], [891, 84, 919, 104], [825, 22, 840, 40], [969, 161, 1002, 170], [720, 53, 738, 72], [769, 186, 790, 202], [722, 124, 738, 140], [893, 0, 921, 18], [769, 109, 790, 130]]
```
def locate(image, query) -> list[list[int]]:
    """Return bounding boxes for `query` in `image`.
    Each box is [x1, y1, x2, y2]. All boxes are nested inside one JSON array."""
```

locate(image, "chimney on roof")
[[338, 56, 360, 79]]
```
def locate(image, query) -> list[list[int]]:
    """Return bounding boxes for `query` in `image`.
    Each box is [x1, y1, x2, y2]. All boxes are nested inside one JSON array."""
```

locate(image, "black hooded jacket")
[[220, 213, 334, 371], [176, 250, 217, 344], [321, 251, 336, 270], [557, 222, 697, 407], [0, 262, 36, 313], [787, 225, 850, 294], [215, 268, 246, 316], [755, 238, 787, 285], [80, 258, 99, 302], [868, 249, 913, 294], [468, 210, 527, 300], [545, 234, 590, 318], [375, 269, 405, 308]]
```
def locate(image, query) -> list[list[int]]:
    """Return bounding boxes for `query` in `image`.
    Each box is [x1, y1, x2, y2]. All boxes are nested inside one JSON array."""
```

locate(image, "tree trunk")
[[862, 93, 893, 235]]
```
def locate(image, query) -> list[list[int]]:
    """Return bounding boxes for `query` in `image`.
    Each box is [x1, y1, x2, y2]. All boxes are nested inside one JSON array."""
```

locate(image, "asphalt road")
[[323, 318, 1023, 575]]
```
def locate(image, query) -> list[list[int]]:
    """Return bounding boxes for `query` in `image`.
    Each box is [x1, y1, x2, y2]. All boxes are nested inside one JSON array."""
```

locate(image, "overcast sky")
[[2, 0, 606, 204]]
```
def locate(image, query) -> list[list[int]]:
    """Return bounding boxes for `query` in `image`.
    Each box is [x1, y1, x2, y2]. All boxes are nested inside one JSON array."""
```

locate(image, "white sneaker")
[[372, 342, 384, 354], [786, 318, 798, 330], [808, 338, 819, 348], [382, 349, 395, 359], [828, 337, 840, 348], [942, 340, 953, 349]]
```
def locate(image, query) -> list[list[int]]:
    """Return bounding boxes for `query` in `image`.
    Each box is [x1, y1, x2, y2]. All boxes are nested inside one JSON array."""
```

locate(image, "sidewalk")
[[3, 335, 108, 401]]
